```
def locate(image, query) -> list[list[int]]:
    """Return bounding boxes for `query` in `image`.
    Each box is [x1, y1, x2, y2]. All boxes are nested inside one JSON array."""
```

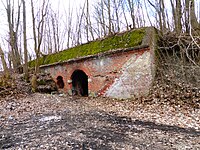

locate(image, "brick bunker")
[[39, 27, 157, 99]]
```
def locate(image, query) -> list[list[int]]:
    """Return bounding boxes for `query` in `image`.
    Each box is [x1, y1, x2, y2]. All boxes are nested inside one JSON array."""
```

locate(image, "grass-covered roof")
[[29, 28, 146, 67]]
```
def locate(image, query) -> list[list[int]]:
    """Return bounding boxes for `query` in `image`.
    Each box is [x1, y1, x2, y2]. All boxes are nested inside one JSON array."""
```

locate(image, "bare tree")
[[107, 0, 113, 34], [22, 0, 28, 81], [43, 6, 67, 54], [30, 0, 49, 91], [45, 15, 53, 54], [187, 0, 200, 33], [94, 0, 122, 36], [94, 1, 105, 37], [5, 0, 21, 71], [86, 0, 89, 42], [31, 0, 49, 74], [85, 0, 94, 41], [121, 0, 129, 30], [175, 0, 182, 34], [113, 0, 123, 32], [51, 13, 58, 52], [147, 0, 164, 31], [59, 1, 74, 49], [75, 3, 86, 45], [160, 0, 167, 31], [127, 0, 136, 29]]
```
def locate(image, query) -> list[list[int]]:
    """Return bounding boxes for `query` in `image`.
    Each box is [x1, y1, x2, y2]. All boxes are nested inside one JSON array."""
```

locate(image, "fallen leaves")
[[0, 93, 200, 149]]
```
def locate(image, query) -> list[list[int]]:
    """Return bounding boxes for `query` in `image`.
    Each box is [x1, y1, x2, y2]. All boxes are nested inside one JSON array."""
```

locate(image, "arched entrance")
[[71, 70, 88, 96], [56, 76, 64, 89]]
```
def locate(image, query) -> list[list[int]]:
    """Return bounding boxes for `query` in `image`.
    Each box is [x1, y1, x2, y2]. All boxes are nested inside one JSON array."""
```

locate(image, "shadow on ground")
[[0, 110, 199, 149]]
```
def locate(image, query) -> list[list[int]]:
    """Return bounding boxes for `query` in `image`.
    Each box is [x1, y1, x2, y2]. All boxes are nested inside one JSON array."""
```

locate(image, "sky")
[[0, 0, 133, 57], [0, 0, 97, 52]]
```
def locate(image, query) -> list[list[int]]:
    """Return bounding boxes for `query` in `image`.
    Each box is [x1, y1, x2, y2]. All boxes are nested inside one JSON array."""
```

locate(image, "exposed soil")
[[0, 93, 199, 149]]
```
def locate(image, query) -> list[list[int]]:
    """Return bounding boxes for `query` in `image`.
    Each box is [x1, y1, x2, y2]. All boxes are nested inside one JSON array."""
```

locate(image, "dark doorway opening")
[[56, 76, 64, 89], [71, 70, 88, 96]]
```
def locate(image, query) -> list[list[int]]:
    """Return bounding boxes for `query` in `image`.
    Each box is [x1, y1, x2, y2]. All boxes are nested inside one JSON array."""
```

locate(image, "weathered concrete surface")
[[105, 51, 153, 99]]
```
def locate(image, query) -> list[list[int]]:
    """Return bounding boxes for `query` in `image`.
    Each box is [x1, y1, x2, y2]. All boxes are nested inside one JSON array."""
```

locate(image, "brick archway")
[[56, 76, 64, 89], [71, 69, 88, 96]]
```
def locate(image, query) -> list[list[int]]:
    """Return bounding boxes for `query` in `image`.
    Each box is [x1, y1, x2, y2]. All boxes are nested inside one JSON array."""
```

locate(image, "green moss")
[[37, 79, 46, 85], [29, 28, 146, 67]]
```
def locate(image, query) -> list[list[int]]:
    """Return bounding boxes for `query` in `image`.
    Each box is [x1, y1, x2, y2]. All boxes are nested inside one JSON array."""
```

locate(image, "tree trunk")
[[189, 0, 200, 33], [121, 1, 129, 30], [51, 15, 58, 52], [160, 0, 167, 32], [114, 0, 120, 32], [185, 0, 190, 33], [6, 0, 21, 71], [86, 0, 89, 42], [176, 0, 182, 34], [30, 0, 48, 91], [185, 0, 200, 34], [0, 46, 10, 79], [147, 0, 163, 31], [22, 0, 28, 81], [170, 0, 176, 31], [107, 0, 112, 35], [127, 0, 136, 28]]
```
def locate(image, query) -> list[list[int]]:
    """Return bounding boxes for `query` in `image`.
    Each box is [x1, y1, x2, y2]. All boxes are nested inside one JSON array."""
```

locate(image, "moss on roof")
[[29, 28, 146, 67]]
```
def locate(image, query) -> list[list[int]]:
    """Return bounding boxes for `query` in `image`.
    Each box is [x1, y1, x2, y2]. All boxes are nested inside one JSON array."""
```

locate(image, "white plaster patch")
[[88, 78, 92, 82], [67, 80, 72, 83], [91, 57, 112, 71], [100, 59, 104, 66], [54, 65, 63, 72], [105, 51, 153, 99]]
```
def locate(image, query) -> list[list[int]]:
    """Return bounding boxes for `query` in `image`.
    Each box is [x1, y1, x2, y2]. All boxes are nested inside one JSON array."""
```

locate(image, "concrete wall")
[[41, 46, 155, 99], [105, 50, 153, 98]]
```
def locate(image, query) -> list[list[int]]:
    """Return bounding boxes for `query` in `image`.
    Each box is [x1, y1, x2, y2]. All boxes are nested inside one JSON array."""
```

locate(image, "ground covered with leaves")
[[0, 70, 200, 149], [0, 92, 199, 149]]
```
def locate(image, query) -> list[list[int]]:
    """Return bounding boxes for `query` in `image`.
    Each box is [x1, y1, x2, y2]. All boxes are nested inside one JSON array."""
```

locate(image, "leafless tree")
[[4, 0, 21, 71], [75, 3, 86, 45], [22, 0, 28, 81], [107, 0, 113, 34], [185, 0, 200, 34], [63, 1, 74, 49], [147, 0, 165, 32], [126, 0, 136, 29], [85, 0, 94, 41], [31, 0, 49, 74], [50, 11, 61, 52], [170, 0, 182, 34]]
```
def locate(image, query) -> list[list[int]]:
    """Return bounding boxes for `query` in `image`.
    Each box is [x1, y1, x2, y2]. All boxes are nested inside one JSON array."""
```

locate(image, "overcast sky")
[[0, 0, 98, 52]]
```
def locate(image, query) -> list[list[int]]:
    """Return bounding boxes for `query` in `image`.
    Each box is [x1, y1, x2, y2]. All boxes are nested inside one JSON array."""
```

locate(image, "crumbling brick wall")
[[41, 46, 154, 99]]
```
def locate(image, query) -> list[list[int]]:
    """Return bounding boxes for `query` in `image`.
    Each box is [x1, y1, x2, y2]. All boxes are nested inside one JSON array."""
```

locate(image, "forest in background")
[[0, 0, 199, 94]]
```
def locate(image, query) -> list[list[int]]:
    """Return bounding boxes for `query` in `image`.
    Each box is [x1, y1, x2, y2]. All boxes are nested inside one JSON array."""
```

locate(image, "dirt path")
[[0, 93, 200, 149]]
